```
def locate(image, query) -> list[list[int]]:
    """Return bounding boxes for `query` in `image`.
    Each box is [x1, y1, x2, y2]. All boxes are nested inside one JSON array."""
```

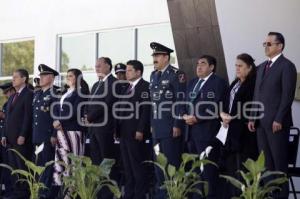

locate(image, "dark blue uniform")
[[150, 65, 186, 199], [32, 88, 57, 144], [0, 102, 13, 196], [32, 87, 58, 198]]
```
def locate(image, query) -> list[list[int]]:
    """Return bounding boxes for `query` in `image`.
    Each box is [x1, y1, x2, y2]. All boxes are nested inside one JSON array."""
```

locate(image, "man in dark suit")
[[183, 55, 228, 199], [248, 32, 297, 199], [85, 57, 118, 199], [1, 69, 33, 199], [149, 42, 186, 199], [115, 60, 151, 199], [32, 64, 59, 199]]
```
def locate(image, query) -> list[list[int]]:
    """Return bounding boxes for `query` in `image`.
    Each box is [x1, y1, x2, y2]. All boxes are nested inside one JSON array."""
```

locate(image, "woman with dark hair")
[[220, 53, 258, 198], [52, 68, 89, 188]]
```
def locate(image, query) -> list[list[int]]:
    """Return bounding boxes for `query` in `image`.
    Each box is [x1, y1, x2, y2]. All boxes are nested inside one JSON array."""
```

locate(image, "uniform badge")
[[178, 73, 186, 83], [43, 95, 51, 101], [162, 80, 169, 85]]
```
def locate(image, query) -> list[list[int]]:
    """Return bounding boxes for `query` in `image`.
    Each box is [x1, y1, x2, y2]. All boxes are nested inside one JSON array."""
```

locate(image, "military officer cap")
[[0, 82, 13, 91], [38, 64, 59, 76], [34, 77, 40, 85], [150, 42, 174, 56], [114, 63, 126, 74]]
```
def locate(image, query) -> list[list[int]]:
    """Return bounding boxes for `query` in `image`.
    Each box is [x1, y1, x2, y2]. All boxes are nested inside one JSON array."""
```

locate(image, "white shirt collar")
[[201, 72, 213, 82], [268, 53, 282, 67], [100, 73, 112, 82], [17, 85, 26, 94], [129, 77, 142, 89]]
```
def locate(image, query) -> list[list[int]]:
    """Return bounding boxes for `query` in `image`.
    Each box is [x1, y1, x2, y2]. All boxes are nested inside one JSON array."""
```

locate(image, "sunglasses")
[[263, 42, 280, 47]]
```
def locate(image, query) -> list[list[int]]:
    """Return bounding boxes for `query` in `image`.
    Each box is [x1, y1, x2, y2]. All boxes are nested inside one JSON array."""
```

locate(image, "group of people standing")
[[0, 31, 297, 199]]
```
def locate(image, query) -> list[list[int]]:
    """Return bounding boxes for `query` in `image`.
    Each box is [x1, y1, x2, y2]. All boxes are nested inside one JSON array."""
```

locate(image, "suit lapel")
[[9, 87, 27, 112], [188, 79, 198, 102], [195, 74, 215, 100], [260, 55, 284, 86]]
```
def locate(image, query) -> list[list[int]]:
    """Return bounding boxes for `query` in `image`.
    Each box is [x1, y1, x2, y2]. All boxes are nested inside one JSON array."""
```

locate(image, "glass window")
[[137, 24, 178, 67], [1, 40, 34, 76], [60, 33, 96, 72], [98, 29, 135, 66], [56, 72, 97, 93]]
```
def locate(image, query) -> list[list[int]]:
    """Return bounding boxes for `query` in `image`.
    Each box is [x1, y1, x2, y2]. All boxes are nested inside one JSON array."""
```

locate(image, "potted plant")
[[0, 143, 53, 199], [61, 154, 121, 199], [148, 147, 216, 199], [220, 152, 288, 199]]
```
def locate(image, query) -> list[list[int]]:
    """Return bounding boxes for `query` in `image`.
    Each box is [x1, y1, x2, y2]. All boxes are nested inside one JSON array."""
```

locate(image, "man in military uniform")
[[114, 63, 127, 81], [113, 62, 127, 188], [33, 77, 41, 92], [149, 42, 186, 199], [0, 82, 15, 197], [32, 64, 59, 199]]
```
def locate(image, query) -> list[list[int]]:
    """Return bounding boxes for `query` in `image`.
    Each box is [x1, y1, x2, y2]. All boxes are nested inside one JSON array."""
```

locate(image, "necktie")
[[126, 83, 133, 94], [264, 60, 272, 74], [12, 92, 19, 106], [156, 71, 162, 81], [91, 79, 103, 98], [191, 79, 204, 101]]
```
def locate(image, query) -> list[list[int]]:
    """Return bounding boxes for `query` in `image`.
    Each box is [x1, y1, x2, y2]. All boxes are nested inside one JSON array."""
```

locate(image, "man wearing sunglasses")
[[248, 32, 297, 199]]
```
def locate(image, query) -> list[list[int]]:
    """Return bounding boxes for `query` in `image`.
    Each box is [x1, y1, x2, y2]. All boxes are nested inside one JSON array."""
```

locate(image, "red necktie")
[[12, 92, 19, 106], [264, 60, 272, 74]]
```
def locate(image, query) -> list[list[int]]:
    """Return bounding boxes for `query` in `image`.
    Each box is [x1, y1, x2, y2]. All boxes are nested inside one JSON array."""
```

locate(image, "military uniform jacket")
[[32, 87, 57, 144], [149, 65, 186, 139], [0, 102, 8, 137]]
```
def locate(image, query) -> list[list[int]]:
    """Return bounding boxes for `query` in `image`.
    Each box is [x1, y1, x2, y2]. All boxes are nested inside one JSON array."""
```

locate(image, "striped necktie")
[[190, 79, 204, 101]]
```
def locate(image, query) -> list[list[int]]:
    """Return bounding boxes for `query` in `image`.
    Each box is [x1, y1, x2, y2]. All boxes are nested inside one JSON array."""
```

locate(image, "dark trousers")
[[33, 142, 55, 199], [6, 143, 31, 199], [153, 136, 183, 199], [120, 138, 148, 199], [0, 146, 13, 196], [257, 125, 289, 199], [219, 151, 242, 199], [189, 139, 220, 199], [89, 132, 117, 199]]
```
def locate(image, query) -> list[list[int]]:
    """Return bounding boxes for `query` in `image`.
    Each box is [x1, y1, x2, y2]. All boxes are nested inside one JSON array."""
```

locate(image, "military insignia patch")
[[178, 73, 186, 83]]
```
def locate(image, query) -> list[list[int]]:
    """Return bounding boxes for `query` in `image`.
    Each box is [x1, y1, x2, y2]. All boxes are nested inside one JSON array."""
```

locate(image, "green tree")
[[2, 40, 34, 76], [60, 51, 70, 72]]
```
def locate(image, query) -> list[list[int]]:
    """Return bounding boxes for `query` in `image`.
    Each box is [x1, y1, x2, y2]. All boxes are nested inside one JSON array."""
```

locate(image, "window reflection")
[[137, 24, 177, 67], [98, 29, 135, 65], [60, 33, 95, 72]]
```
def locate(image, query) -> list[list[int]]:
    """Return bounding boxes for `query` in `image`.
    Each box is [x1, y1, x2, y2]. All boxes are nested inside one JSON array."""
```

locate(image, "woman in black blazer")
[[220, 53, 258, 198], [52, 68, 89, 187]]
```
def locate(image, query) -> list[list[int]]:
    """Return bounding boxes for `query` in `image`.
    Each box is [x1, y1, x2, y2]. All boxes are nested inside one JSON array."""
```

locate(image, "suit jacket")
[[185, 74, 228, 142], [53, 89, 87, 132], [223, 76, 257, 156], [116, 79, 151, 140], [5, 86, 33, 145], [253, 54, 297, 129], [86, 74, 119, 134]]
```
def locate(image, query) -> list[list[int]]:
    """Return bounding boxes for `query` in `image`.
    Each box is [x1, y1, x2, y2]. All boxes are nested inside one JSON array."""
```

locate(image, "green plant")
[[220, 152, 288, 199], [0, 146, 53, 199], [61, 154, 121, 199], [148, 151, 216, 199]]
